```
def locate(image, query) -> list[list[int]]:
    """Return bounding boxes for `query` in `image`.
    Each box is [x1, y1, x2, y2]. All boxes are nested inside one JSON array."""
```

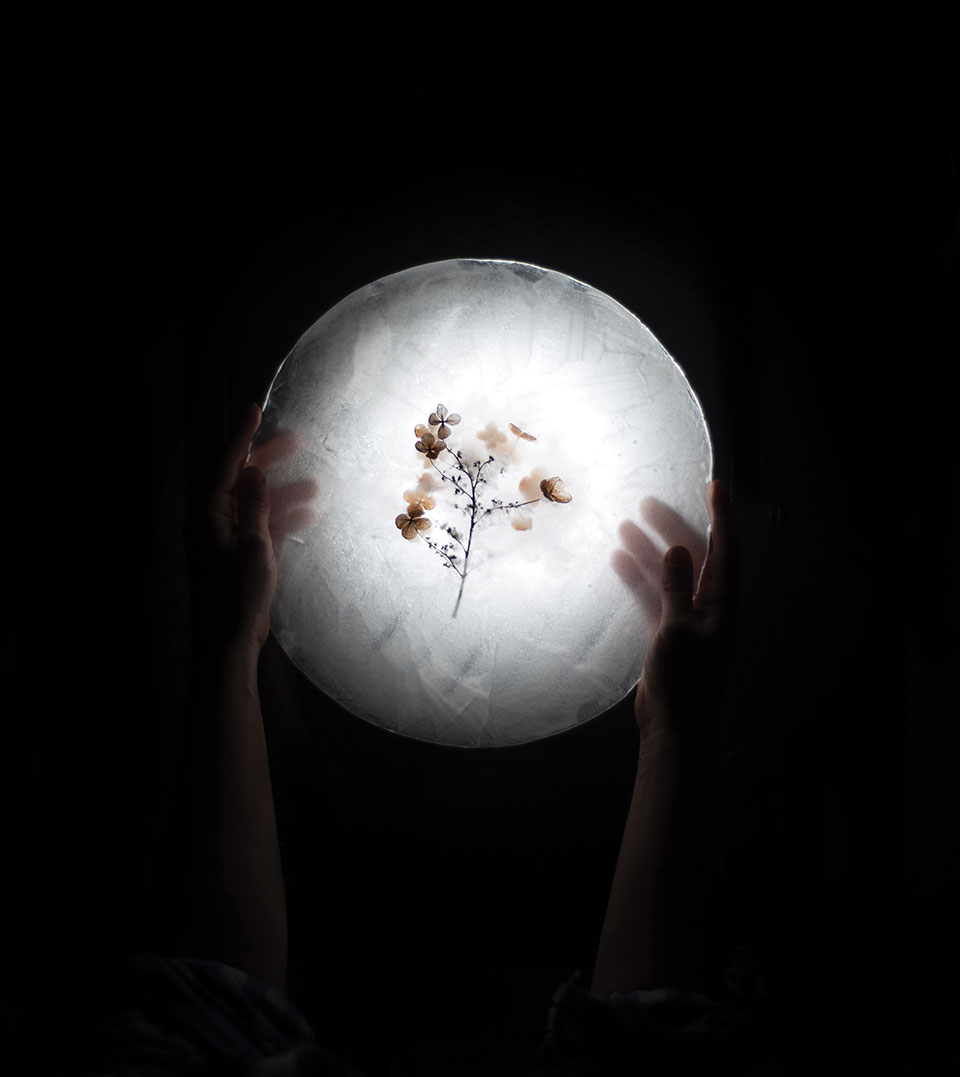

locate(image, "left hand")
[[208, 404, 278, 652]]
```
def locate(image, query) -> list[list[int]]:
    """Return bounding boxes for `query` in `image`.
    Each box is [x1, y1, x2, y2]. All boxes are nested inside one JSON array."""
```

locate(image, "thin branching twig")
[[397, 404, 567, 616]]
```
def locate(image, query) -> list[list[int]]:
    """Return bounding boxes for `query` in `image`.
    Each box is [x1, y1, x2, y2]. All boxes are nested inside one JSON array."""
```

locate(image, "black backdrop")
[[22, 46, 958, 1072]]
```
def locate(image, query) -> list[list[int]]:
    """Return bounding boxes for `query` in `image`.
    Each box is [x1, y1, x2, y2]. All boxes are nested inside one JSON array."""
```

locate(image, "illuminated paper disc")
[[259, 259, 712, 746]]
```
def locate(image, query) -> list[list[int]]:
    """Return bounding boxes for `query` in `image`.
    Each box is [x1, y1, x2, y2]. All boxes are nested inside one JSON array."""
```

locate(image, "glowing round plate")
[[258, 259, 711, 747]]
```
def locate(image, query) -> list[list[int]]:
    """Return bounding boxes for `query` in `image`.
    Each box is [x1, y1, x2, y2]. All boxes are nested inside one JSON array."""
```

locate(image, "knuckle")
[[238, 531, 272, 558]]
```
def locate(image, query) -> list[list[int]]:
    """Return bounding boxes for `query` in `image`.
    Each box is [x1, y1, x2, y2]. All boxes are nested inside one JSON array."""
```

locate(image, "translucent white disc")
[[258, 259, 712, 746]]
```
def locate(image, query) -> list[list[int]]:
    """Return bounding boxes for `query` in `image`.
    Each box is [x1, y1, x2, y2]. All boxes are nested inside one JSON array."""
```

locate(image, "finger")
[[237, 465, 272, 547], [214, 403, 263, 497], [660, 545, 695, 624], [696, 480, 734, 607]]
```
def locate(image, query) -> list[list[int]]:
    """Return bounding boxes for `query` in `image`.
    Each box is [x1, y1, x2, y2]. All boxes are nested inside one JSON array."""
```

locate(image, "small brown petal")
[[396, 513, 410, 529], [401, 515, 431, 538], [428, 412, 441, 426], [414, 423, 429, 438], [511, 516, 533, 531], [509, 422, 537, 442], [444, 413, 461, 426], [438, 423, 451, 439], [402, 493, 436, 511], [540, 477, 572, 503]]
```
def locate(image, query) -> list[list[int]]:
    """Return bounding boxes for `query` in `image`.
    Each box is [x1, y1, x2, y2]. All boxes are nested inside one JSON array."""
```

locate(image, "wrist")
[[219, 630, 264, 671], [637, 724, 712, 782]]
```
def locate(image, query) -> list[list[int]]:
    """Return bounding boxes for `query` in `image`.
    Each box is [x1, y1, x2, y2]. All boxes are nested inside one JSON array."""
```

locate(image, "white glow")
[[258, 260, 712, 747]]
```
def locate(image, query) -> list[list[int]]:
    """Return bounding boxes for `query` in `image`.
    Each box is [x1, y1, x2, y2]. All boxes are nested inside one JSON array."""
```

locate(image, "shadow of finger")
[[269, 479, 321, 544], [639, 497, 708, 568], [250, 430, 305, 470], [611, 548, 661, 625], [619, 520, 663, 576]]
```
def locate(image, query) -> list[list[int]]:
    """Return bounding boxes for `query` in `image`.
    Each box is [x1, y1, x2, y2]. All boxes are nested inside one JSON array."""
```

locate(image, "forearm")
[[591, 730, 713, 997], [175, 635, 287, 988]]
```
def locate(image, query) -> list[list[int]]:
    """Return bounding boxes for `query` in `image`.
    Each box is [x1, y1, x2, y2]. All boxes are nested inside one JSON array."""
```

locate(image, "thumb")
[[237, 465, 271, 546], [660, 545, 694, 624]]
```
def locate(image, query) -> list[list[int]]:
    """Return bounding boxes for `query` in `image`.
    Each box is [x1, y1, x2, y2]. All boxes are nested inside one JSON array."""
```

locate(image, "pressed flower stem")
[[446, 529, 468, 556], [452, 456, 482, 617], [421, 534, 463, 576], [486, 499, 540, 514], [431, 459, 471, 500], [424, 445, 539, 618]]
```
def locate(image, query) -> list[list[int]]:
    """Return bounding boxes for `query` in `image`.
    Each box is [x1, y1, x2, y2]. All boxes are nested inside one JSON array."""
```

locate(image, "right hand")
[[634, 480, 738, 750]]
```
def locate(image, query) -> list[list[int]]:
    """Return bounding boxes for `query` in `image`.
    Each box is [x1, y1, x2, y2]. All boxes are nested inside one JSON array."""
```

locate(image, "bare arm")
[[170, 405, 287, 989], [591, 481, 736, 997], [591, 720, 713, 995]]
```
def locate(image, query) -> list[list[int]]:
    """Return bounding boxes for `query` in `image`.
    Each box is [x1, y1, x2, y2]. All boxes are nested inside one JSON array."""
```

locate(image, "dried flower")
[[403, 489, 436, 512], [476, 422, 509, 451], [429, 403, 461, 440], [401, 402, 569, 616], [415, 431, 446, 459], [396, 506, 431, 540], [540, 476, 572, 503], [519, 468, 548, 501], [509, 422, 537, 442]]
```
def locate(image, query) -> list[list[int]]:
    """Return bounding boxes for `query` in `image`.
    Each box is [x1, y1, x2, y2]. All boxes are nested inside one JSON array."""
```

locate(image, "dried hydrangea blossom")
[[429, 404, 461, 440], [401, 402, 569, 615], [476, 422, 510, 451], [403, 489, 436, 512], [395, 506, 431, 540], [415, 431, 446, 459], [519, 468, 549, 501], [540, 476, 573, 503]]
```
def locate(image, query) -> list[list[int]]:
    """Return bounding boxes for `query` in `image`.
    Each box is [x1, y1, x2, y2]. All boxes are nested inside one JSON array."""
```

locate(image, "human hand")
[[614, 480, 737, 751], [208, 404, 278, 652]]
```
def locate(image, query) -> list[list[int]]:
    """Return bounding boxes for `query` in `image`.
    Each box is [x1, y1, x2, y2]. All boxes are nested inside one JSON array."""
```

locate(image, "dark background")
[[17, 45, 958, 1072]]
